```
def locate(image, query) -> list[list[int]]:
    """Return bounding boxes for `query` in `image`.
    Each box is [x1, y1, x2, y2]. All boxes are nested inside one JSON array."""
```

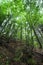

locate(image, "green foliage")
[[0, 0, 43, 47], [27, 58, 36, 65]]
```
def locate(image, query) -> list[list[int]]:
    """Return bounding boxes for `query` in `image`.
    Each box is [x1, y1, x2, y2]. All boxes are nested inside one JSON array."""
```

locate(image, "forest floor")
[[0, 40, 43, 65]]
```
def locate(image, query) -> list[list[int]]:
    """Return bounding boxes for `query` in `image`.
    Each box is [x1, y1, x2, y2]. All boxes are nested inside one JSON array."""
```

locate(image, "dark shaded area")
[[0, 37, 43, 65]]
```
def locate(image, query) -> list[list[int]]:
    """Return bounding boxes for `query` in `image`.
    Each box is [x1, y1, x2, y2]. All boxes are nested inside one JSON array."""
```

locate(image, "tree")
[[0, 0, 43, 48]]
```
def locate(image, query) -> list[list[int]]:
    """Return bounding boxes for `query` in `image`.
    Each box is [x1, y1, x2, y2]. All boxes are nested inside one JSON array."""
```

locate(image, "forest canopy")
[[0, 0, 43, 48]]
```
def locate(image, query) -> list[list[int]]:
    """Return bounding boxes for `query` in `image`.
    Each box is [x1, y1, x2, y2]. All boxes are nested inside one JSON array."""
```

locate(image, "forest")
[[0, 0, 43, 65]]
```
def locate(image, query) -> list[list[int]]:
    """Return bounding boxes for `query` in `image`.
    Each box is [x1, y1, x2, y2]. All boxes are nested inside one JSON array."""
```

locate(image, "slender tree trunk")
[[32, 25, 42, 48]]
